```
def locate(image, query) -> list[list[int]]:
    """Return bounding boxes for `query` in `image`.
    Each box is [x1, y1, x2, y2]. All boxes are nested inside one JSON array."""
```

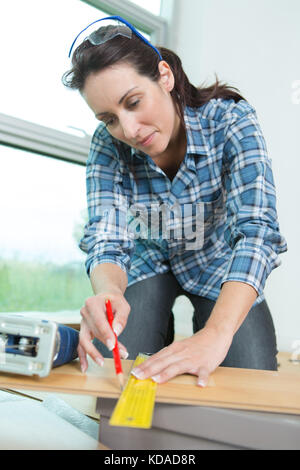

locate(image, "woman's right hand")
[[77, 292, 131, 373]]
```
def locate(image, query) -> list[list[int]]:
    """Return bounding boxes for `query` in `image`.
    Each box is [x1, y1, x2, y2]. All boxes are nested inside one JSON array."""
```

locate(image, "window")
[[0, 0, 104, 136], [0, 0, 167, 137], [129, 0, 161, 16], [0, 145, 92, 313], [0, 0, 169, 319]]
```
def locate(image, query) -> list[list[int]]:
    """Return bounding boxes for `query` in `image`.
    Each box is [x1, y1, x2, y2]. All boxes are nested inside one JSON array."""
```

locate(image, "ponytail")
[[158, 47, 245, 125]]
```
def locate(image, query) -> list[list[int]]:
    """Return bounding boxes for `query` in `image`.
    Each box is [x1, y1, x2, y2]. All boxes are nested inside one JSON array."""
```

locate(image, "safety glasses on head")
[[68, 15, 162, 61]]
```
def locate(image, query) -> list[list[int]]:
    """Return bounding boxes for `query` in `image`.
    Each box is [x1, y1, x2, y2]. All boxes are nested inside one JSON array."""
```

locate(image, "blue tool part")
[[53, 325, 79, 368], [5, 334, 39, 357]]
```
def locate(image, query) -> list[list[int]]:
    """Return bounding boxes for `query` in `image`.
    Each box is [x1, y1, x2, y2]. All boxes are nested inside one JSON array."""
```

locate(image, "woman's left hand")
[[131, 326, 233, 387]]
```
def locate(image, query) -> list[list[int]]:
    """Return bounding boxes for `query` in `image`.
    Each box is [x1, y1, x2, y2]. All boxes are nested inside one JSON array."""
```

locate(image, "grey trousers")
[[94, 272, 278, 370]]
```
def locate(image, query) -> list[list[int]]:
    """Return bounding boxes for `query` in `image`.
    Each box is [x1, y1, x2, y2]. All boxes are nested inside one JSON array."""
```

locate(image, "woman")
[[63, 16, 287, 387]]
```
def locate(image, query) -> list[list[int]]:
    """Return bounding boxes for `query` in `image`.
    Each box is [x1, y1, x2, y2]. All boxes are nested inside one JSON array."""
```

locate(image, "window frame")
[[0, 112, 91, 164], [0, 0, 170, 166], [84, 0, 167, 43]]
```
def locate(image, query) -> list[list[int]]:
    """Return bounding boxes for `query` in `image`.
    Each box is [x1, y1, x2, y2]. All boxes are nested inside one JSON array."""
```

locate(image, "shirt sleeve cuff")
[[86, 255, 130, 278], [221, 245, 280, 296]]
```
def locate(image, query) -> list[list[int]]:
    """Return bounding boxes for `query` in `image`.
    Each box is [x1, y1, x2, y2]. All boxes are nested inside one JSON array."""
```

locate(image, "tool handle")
[[52, 324, 79, 368]]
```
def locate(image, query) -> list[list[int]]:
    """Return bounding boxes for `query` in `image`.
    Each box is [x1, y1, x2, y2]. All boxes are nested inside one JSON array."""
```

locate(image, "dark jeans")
[[94, 272, 278, 370]]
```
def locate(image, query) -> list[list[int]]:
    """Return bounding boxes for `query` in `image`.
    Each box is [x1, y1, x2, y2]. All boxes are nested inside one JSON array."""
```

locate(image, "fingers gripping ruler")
[[109, 353, 157, 429]]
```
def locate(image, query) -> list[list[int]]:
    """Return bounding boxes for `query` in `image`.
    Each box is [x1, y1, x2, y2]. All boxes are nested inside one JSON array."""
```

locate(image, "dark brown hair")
[[62, 26, 245, 124]]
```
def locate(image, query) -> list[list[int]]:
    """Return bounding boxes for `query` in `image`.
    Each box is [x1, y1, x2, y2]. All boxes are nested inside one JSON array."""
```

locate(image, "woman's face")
[[82, 61, 181, 159]]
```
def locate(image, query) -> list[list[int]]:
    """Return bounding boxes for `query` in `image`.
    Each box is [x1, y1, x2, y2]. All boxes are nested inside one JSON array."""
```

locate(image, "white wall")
[[163, 0, 300, 351]]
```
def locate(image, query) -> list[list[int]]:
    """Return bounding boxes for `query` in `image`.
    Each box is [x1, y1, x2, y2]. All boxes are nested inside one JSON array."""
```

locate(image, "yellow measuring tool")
[[109, 353, 157, 429]]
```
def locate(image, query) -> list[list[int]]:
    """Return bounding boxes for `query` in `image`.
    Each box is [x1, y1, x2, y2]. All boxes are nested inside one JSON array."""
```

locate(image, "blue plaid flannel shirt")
[[79, 98, 287, 304]]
